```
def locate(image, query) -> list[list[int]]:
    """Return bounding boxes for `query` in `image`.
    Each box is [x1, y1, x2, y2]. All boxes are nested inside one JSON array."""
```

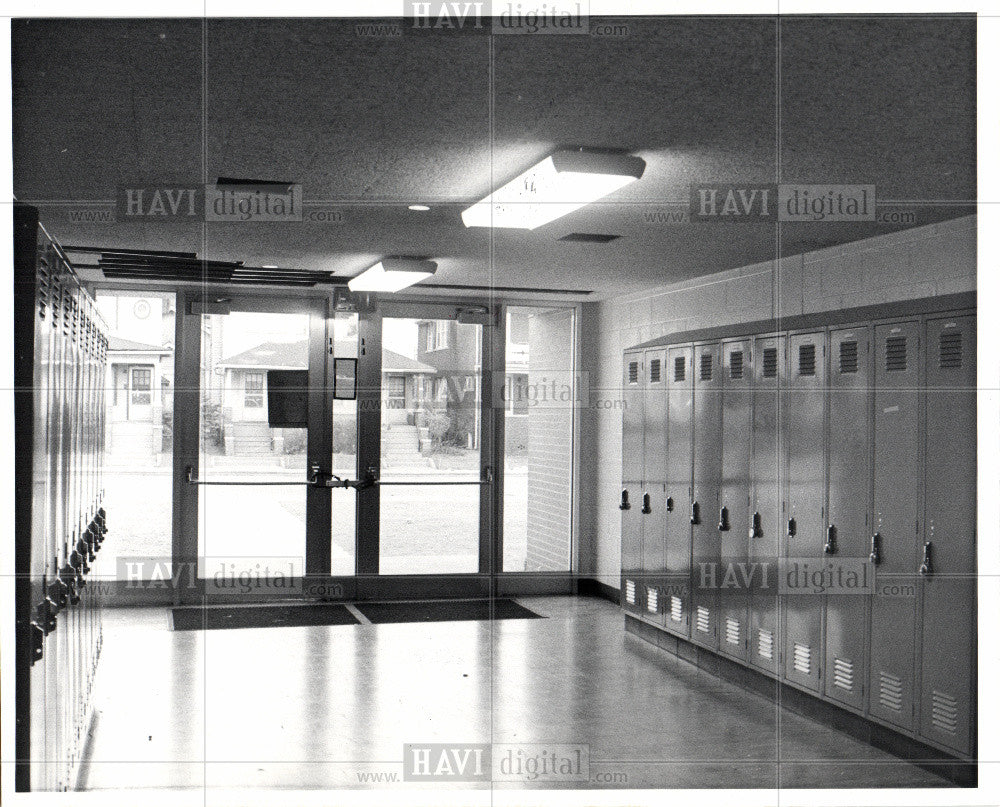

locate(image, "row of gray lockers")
[[15, 206, 110, 791], [620, 296, 976, 759]]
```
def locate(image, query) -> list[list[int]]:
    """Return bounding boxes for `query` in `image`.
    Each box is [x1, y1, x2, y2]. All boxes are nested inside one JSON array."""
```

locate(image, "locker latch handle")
[[619, 490, 631, 511], [919, 541, 933, 576], [641, 493, 652, 515], [690, 501, 700, 525], [718, 506, 730, 532], [29, 621, 44, 665], [787, 518, 796, 537], [869, 533, 881, 565], [749, 512, 762, 539], [824, 525, 837, 554], [666, 497, 674, 512]]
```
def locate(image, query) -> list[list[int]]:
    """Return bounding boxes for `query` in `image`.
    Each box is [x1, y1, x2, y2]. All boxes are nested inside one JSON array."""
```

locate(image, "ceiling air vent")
[[729, 350, 744, 379], [558, 232, 621, 243], [798, 344, 816, 376], [885, 336, 907, 372], [839, 340, 859, 374], [939, 330, 963, 370], [762, 347, 778, 378], [673, 356, 686, 382], [650, 358, 661, 383]]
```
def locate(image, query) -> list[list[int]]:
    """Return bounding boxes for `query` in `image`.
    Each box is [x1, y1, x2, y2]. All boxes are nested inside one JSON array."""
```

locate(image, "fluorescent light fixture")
[[461, 150, 645, 230], [347, 257, 437, 293], [408, 204, 430, 211]]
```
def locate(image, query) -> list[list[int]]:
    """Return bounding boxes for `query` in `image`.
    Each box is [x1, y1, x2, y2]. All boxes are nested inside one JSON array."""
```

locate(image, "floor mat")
[[355, 598, 543, 624], [171, 603, 358, 631]]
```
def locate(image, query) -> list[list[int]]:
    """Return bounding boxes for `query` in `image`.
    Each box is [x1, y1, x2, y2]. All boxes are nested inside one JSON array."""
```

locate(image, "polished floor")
[[77, 595, 948, 792]]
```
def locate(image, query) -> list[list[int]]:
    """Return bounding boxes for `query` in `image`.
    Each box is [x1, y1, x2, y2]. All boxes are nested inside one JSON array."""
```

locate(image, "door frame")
[[172, 289, 333, 604]]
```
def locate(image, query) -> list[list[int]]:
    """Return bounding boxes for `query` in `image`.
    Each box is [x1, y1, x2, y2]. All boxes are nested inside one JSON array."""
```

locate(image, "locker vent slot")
[[696, 606, 710, 633], [885, 336, 907, 372], [931, 689, 959, 734], [673, 356, 686, 381], [792, 642, 812, 675], [669, 595, 683, 622], [725, 618, 741, 646], [939, 331, 963, 369], [878, 671, 904, 711], [839, 340, 859, 374], [757, 629, 774, 660], [798, 344, 816, 376], [628, 361, 639, 385], [730, 351, 744, 379], [699, 354, 713, 381], [649, 358, 661, 383], [833, 658, 854, 691], [625, 579, 636, 605], [646, 587, 659, 614], [762, 348, 778, 378]]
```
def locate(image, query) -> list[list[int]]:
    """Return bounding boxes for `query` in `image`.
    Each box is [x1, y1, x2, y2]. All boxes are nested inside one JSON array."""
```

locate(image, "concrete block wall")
[[577, 215, 976, 588]]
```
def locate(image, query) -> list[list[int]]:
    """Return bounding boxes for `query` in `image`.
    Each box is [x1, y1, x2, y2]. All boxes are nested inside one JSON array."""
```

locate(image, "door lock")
[[919, 541, 933, 576], [869, 533, 882, 565], [824, 525, 837, 554], [641, 493, 652, 514], [619, 489, 631, 511], [718, 506, 730, 532], [690, 501, 700, 525], [749, 512, 762, 539], [787, 518, 796, 537]]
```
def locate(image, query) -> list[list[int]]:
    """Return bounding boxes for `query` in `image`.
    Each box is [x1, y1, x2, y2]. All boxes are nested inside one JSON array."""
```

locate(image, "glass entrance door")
[[176, 293, 348, 602], [372, 305, 491, 575]]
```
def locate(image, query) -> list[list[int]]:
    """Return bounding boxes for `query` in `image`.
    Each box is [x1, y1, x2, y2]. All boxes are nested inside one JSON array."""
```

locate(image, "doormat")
[[171, 603, 359, 631], [355, 598, 543, 624]]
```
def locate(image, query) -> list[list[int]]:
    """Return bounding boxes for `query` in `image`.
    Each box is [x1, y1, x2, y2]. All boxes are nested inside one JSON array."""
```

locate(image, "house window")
[[130, 367, 152, 406], [244, 372, 264, 408], [426, 320, 451, 351], [386, 375, 406, 409]]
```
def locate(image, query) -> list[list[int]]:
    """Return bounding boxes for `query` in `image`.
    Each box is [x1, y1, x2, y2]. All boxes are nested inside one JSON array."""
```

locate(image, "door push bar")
[[186, 465, 493, 489]]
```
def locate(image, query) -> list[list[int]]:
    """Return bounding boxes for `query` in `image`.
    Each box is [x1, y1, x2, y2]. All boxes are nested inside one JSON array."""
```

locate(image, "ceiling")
[[12, 16, 976, 300]]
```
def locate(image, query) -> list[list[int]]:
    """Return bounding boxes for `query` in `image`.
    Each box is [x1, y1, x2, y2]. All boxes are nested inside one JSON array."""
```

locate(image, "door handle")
[[919, 541, 933, 576], [869, 533, 881, 565], [641, 493, 652, 514], [619, 489, 631, 511], [749, 512, 762, 539], [718, 506, 730, 532], [787, 517, 796, 537], [690, 501, 700, 525], [824, 525, 837, 554]]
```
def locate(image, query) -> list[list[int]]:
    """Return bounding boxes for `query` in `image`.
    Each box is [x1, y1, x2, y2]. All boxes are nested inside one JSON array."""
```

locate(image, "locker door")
[[621, 351, 645, 615], [782, 332, 826, 693], [719, 339, 751, 662], [749, 335, 783, 675], [664, 345, 694, 637], [642, 348, 668, 625], [691, 342, 722, 649], [919, 315, 976, 756], [869, 321, 920, 731], [824, 326, 871, 710]]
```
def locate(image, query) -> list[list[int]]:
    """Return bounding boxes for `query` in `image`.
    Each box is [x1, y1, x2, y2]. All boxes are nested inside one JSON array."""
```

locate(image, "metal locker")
[[824, 326, 872, 711], [621, 351, 645, 615], [749, 334, 783, 675], [691, 341, 722, 649], [642, 348, 668, 625], [719, 339, 752, 662], [664, 344, 694, 637], [782, 331, 826, 693], [919, 314, 976, 756], [869, 320, 921, 731]]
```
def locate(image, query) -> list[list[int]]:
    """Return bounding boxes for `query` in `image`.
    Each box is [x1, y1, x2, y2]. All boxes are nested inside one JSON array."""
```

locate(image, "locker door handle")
[[824, 525, 837, 554], [869, 533, 881, 565], [919, 541, 933, 576], [718, 506, 730, 531], [29, 621, 44, 665], [749, 512, 762, 539], [666, 497, 674, 512], [619, 490, 631, 511], [690, 501, 700, 525], [641, 493, 652, 514], [787, 518, 796, 537]]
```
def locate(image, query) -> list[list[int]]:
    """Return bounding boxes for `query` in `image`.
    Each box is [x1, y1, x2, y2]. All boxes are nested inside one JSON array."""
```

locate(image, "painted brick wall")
[[577, 215, 976, 588]]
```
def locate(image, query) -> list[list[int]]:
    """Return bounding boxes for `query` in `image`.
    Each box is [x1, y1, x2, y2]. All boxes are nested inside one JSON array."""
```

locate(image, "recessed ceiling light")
[[408, 204, 430, 211], [462, 150, 645, 230], [348, 258, 437, 293]]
